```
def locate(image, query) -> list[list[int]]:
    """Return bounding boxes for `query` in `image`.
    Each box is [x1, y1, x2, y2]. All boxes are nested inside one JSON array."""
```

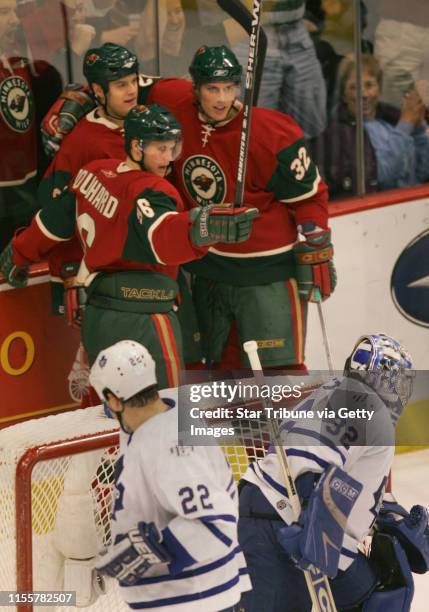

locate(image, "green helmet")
[[189, 45, 242, 86], [124, 104, 182, 154], [83, 43, 139, 92]]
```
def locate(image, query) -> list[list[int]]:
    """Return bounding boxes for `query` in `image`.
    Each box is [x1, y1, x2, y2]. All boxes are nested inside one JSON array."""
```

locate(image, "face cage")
[[138, 138, 183, 162], [375, 367, 415, 407]]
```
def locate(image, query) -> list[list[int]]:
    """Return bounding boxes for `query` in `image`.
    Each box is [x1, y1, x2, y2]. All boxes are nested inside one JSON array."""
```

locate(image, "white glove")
[[63, 558, 105, 607]]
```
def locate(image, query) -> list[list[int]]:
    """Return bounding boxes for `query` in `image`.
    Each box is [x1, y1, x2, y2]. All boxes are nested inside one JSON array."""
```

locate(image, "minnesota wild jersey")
[[38, 110, 125, 285], [149, 79, 329, 285], [13, 159, 208, 284]]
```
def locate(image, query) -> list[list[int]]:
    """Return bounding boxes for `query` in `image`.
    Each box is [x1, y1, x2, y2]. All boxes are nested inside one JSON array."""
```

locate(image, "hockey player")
[[89, 339, 251, 611], [165, 45, 336, 370], [37, 44, 336, 370], [32, 42, 140, 318], [238, 333, 428, 611], [1, 42, 204, 368], [0, 104, 258, 388]]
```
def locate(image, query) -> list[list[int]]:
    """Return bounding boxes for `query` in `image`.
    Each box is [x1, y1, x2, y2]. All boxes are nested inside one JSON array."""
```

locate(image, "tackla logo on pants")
[[0, 76, 34, 132], [182, 155, 227, 206]]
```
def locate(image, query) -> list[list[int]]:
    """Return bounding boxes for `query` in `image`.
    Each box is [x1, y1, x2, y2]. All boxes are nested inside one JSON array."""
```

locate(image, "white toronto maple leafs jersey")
[[111, 389, 251, 611], [243, 375, 395, 571]]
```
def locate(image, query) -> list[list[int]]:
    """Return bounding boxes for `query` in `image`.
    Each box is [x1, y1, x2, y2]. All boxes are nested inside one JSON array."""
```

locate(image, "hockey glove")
[[293, 227, 336, 301], [63, 558, 105, 607], [95, 522, 172, 586], [189, 205, 259, 246], [376, 500, 429, 574], [0, 240, 29, 289], [61, 262, 86, 328], [277, 465, 362, 578], [41, 84, 95, 157]]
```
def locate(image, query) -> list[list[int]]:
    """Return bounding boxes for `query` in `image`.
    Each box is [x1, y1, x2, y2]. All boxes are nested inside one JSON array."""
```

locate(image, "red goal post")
[[0, 383, 317, 611], [0, 402, 275, 611]]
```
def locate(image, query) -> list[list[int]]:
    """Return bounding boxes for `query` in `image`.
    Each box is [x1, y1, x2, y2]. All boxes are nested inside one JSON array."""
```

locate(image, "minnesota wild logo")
[[0, 76, 33, 133], [182, 155, 227, 206]]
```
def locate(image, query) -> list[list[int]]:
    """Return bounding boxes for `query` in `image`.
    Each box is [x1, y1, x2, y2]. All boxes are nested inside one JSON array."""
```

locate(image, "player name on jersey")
[[72, 168, 118, 218]]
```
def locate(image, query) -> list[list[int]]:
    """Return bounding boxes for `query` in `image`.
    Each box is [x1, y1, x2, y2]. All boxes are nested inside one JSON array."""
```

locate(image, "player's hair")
[[123, 385, 160, 408]]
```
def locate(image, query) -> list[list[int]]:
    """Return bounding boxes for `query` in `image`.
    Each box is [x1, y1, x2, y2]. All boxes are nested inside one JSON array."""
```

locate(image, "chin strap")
[[93, 88, 126, 124], [114, 401, 133, 435]]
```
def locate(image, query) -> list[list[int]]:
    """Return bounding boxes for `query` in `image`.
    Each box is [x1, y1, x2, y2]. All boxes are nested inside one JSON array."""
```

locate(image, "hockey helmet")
[[83, 43, 139, 92], [189, 45, 242, 86], [345, 333, 414, 417], [90, 340, 157, 402], [124, 104, 182, 156]]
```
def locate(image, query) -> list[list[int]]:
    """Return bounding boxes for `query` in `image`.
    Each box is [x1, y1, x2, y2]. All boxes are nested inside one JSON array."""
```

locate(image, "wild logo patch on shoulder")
[[182, 155, 226, 206], [0, 76, 34, 133]]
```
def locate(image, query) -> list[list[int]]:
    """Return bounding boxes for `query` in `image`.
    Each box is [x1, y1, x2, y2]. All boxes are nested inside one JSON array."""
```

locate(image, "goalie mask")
[[124, 104, 183, 169], [344, 333, 414, 423], [83, 43, 139, 94], [189, 45, 242, 86], [90, 340, 157, 403]]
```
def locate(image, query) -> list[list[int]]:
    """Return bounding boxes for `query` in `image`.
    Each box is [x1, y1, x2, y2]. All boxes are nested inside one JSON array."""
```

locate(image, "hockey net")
[[0, 403, 273, 612]]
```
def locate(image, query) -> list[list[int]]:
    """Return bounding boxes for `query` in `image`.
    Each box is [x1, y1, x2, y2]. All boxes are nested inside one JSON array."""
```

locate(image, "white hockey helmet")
[[344, 333, 414, 417], [90, 340, 157, 402]]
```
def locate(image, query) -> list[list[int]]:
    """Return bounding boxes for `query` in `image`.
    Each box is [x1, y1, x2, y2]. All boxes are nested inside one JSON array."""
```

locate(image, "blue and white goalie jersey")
[[111, 389, 251, 611], [243, 375, 395, 572]]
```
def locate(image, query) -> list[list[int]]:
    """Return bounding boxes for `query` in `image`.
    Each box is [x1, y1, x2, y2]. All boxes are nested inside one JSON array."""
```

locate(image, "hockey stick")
[[216, 0, 267, 105], [243, 340, 338, 612], [314, 289, 334, 374], [217, 0, 265, 207]]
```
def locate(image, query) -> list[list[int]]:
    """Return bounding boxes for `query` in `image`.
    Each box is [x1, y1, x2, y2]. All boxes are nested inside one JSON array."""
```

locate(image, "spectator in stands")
[[84, 0, 184, 75], [21, 1, 97, 84], [233, 0, 327, 139], [305, 0, 342, 118], [52, 0, 96, 83], [133, 0, 185, 74], [375, 0, 429, 109], [0, 0, 61, 250], [311, 54, 429, 199], [84, 0, 142, 52], [319, 0, 369, 56]]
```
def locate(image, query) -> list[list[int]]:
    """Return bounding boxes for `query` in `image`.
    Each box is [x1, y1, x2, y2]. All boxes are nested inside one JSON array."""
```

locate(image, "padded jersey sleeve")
[[13, 189, 76, 265], [256, 109, 329, 228], [123, 179, 208, 265]]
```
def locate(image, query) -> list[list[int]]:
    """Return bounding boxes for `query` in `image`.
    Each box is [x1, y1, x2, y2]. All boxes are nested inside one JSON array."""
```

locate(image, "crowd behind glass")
[[1, 0, 429, 250]]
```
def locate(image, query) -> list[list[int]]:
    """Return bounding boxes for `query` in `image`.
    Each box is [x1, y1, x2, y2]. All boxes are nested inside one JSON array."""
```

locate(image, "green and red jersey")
[[38, 110, 125, 281], [37, 74, 166, 282], [13, 158, 207, 281], [148, 78, 329, 285]]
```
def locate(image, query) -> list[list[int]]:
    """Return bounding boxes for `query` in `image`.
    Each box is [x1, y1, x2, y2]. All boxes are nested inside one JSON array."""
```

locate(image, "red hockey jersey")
[[38, 110, 125, 282], [149, 78, 329, 285], [0, 56, 37, 188], [13, 159, 207, 284]]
